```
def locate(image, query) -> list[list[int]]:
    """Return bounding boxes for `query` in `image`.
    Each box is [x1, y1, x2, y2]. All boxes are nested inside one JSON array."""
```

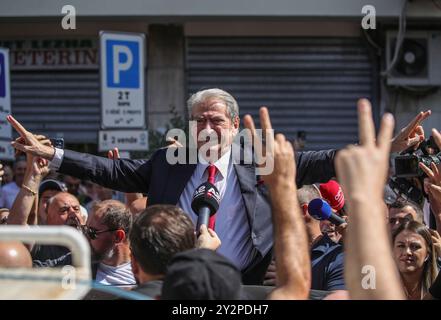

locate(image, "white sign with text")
[[100, 32, 146, 129], [98, 130, 149, 152]]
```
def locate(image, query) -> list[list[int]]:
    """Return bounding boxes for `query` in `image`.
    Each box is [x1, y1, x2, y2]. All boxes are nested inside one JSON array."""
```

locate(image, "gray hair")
[[187, 88, 239, 121], [297, 185, 321, 206], [91, 200, 132, 235]]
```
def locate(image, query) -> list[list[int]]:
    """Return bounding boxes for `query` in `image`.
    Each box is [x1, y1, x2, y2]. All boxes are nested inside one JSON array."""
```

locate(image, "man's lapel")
[[162, 163, 197, 205], [233, 163, 257, 229]]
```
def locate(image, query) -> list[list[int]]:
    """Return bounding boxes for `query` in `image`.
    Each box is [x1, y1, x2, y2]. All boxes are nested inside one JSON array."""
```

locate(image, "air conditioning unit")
[[386, 30, 441, 86]]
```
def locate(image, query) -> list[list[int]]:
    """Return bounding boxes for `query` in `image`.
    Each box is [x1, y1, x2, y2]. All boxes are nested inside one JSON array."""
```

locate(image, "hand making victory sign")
[[243, 106, 276, 177]]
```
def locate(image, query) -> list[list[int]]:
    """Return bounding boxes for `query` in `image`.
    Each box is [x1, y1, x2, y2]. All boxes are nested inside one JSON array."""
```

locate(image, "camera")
[[386, 176, 424, 205], [387, 136, 441, 205], [394, 135, 441, 178]]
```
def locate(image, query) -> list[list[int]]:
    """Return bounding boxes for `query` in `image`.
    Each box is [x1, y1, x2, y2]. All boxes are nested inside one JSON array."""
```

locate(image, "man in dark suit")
[[7, 88, 336, 284]]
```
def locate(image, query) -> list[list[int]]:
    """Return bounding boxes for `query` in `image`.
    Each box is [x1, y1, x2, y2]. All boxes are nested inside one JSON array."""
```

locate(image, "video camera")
[[386, 136, 440, 205], [395, 136, 441, 178], [386, 176, 424, 205]]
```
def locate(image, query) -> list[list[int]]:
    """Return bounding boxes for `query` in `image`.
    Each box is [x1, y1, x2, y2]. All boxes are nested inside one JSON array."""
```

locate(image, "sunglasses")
[[389, 214, 413, 225], [83, 226, 119, 240]]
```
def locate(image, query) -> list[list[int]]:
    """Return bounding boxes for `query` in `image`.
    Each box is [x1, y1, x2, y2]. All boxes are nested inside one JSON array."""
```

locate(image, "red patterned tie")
[[207, 164, 218, 230]]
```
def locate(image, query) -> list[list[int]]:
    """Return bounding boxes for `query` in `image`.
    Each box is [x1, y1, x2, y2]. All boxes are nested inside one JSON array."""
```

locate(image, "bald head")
[[0, 242, 32, 268], [46, 192, 83, 226]]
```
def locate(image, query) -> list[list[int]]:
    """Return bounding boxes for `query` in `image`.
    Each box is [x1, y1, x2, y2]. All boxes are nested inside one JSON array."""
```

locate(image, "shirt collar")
[[197, 147, 231, 180], [311, 233, 334, 253]]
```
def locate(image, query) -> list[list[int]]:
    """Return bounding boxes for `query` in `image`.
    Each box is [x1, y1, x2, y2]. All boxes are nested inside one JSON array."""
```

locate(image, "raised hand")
[[336, 99, 394, 202], [107, 146, 144, 205], [422, 159, 441, 180], [7, 115, 55, 160], [335, 99, 405, 300], [263, 133, 296, 188], [419, 129, 441, 233], [391, 110, 431, 153], [26, 155, 50, 179], [429, 229, 441, 257], [107, 147, 120, 159], [244, 108, 309, 299], [243, 107, 275, 176]]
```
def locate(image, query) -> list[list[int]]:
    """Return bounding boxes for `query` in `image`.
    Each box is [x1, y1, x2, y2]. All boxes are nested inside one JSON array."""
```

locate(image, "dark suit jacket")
[[58, 147, 336, 284]]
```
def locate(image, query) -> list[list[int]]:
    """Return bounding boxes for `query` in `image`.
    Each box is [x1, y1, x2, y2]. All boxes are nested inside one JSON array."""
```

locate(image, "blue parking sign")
[[106, 40, 140, 88], [100, 32, 146, 129], [0, 53, 5, 97]]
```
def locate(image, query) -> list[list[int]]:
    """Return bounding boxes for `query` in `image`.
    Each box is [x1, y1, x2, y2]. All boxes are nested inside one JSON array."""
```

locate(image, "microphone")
[[308, 198, 346, 226], [191, 182, 221, 234], [319, 180, 347, 215]]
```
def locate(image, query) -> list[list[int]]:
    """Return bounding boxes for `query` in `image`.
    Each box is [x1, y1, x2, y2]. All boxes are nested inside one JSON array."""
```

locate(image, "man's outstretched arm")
[[7, 115, 154, 194]]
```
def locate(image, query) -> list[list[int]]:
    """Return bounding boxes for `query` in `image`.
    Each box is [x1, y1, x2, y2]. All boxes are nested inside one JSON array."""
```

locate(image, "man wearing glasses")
[[83, 199, 135, 286]]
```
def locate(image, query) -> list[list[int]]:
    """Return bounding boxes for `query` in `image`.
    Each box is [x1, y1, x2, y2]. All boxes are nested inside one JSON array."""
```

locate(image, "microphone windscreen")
[[319, 180, 345, 211], [308, 198, 332, 221], [191, 182, 220, 216]]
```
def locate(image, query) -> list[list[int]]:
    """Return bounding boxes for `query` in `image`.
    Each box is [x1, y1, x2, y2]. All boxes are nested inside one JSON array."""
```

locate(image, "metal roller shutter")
[[10, 70, 100, 144], [186, 37, 375, 151]]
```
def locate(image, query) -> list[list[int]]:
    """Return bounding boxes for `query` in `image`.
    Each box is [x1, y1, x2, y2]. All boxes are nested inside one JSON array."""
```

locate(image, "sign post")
[[0, 48, 14, 160], [99, 31, 148, 156]]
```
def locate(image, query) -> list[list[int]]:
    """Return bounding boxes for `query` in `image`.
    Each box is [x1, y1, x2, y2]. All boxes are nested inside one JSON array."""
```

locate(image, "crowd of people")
[[0, 88, 440, 300]]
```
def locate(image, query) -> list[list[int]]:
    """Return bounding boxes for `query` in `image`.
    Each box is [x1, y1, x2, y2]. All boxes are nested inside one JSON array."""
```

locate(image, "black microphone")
[[191, 182, 221, 235], [307, 198, 346, 226]]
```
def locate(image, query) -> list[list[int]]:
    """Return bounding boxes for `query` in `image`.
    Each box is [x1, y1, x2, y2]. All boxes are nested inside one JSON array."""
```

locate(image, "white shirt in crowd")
[[95, 261, 136, 286]]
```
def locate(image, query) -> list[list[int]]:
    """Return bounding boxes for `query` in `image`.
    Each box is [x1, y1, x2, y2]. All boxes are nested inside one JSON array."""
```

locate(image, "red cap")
[[319, 180, 345, 211]]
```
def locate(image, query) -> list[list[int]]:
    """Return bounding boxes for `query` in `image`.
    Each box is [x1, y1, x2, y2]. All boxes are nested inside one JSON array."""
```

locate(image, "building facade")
[[0, 0, 440, 153]]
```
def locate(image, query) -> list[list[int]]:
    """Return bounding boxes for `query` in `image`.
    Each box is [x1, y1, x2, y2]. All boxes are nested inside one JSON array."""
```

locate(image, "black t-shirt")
[[31, 245, 72, 267]]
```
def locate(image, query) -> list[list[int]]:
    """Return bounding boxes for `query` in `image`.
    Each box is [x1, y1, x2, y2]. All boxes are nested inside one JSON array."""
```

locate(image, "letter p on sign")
[[106, 40, 139, 88]]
